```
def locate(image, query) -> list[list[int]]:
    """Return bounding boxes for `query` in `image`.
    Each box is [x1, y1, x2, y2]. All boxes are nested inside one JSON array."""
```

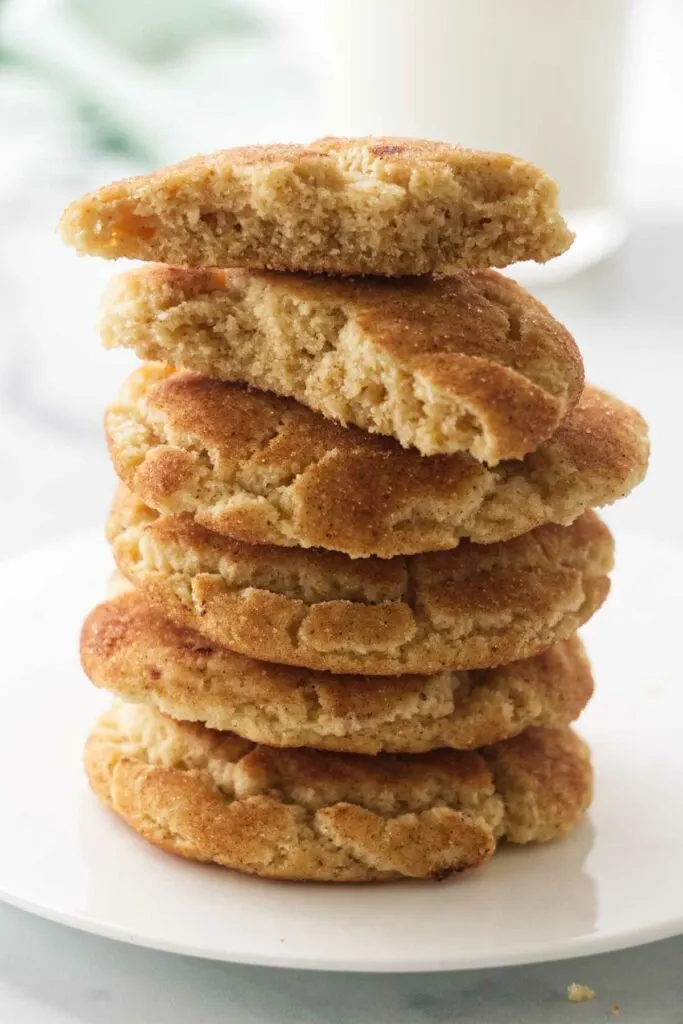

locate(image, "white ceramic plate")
[[0, 531, 681, 972]]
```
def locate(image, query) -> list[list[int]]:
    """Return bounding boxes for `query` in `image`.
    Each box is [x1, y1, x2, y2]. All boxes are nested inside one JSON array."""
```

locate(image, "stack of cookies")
[[61, 138, 649, 882]]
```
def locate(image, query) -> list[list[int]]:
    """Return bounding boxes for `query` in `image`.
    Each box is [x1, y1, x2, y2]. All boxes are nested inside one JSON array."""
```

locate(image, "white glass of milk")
[[321, 0, 633, 282]]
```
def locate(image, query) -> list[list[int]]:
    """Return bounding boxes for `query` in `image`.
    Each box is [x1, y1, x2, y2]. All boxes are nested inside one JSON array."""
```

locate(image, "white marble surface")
[[1, 903, 681, 1023]]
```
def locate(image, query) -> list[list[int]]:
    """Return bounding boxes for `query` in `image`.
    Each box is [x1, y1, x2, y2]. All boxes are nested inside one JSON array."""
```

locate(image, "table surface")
[[0, 902, 681, 1023]]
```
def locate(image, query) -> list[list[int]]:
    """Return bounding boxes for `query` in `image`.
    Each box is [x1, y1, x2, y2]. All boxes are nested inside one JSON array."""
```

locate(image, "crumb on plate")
[[567, 983, 596, 1002]]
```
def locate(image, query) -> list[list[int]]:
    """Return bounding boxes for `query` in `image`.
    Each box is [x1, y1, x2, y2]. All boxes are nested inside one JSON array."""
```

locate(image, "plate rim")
[[1, 875, 682, 973]]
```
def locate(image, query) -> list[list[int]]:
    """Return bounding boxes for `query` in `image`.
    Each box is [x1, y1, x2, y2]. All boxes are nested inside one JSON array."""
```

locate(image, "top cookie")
[[59, 137, 573, 276]]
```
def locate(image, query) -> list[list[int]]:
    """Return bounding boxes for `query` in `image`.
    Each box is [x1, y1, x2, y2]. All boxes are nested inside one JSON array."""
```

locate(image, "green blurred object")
[[0, 0, 315, 164], [65, 0, 264, 64]]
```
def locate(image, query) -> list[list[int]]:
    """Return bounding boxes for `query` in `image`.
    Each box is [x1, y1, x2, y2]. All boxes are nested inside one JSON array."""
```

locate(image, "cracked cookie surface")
[[85, 702, 592, 881], [106, 364, 647, 557], [100, 266, 583, 462], [82, 588, 593, 753], [107, 487, 613, 675], [60, 136, 573, 276]]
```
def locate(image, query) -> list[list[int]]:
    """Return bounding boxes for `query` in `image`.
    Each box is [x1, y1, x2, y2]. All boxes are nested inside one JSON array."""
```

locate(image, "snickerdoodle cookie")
[[84, 702, 592, 881], [81, 588, 593, 754], [106, 364, 647, 558], [100, 267, 583, 462], [60, 137, 573, 276], [107, 486, 613, 675]]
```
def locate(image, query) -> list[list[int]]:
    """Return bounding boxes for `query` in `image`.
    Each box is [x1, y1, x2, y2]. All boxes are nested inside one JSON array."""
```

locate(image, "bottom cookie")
[[85, 703, 592, 882]]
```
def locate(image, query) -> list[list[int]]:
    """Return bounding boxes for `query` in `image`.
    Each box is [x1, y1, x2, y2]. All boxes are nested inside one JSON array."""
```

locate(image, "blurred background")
[[0, 0, 681, 559]]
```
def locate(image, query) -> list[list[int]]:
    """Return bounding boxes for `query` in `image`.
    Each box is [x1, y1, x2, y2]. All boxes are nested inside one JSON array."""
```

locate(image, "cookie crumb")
[[611, 1007, 620, 1016], [567, 983, 596, 1002]]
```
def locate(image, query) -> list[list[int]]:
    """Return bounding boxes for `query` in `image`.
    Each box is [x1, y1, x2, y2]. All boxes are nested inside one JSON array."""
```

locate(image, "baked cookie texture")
[[58, 135, 645, 886], [100, 266, 583, 462], [84, 701, 592, 881], [106, 364, 648, 558], [59, 137, 574, 276], [81, 588, 593, 754], [107, 486, 613, 675]]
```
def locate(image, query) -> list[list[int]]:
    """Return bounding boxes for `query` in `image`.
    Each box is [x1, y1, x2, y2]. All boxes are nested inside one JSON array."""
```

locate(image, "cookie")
[[107, 487, 613, 675], [100, 267, 583, 462], [60, 137, 573, 276], [106, 364, 647, 558], [85, 702, 592, 881], [81, 588, 593, 754]]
